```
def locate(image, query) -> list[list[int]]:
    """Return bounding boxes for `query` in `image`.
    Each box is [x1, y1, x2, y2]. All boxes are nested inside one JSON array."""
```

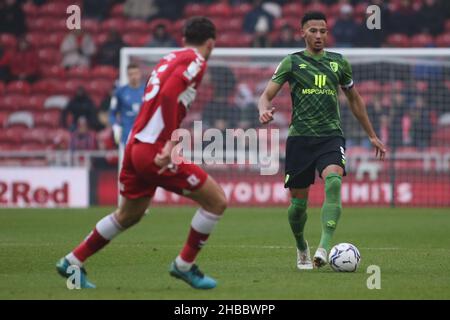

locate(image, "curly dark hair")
[[183, 16, 216, 45]]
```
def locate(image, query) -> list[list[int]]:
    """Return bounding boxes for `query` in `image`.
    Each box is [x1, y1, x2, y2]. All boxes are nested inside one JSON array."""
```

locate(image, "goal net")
[[120, 48, 450, 207]]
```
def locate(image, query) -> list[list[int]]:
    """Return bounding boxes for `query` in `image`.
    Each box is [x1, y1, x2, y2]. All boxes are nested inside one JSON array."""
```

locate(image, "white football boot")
[[313, 247, 328, 268], [296, 241, 313, 270]]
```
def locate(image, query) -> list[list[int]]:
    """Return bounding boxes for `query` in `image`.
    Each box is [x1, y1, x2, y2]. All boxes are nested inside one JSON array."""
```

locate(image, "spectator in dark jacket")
[[96, 30, 125, 67], [83, 0, 111, 20], [417, 0, 445, 34], [389, 0, 419, 36], [243, 0, 274, 34], [62, 86, 98, 130], [333, 4, 358, 47], [0, 0, 26, 36], [147, 24, 178, 47]]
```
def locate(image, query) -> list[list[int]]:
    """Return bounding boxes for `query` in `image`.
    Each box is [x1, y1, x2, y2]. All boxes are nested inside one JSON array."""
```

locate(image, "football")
[[328, 243, 361, 272]]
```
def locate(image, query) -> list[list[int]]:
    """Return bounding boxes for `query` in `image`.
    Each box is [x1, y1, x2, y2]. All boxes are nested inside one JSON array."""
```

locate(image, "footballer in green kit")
[[258, 12, 387, 269]]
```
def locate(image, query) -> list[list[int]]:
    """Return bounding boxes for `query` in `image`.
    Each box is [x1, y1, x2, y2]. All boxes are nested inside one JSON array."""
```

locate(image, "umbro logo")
[[299, 64, 307, 69]]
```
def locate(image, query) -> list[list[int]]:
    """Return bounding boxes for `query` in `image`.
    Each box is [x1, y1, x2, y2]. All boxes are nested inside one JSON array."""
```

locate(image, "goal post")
[[119, 48, 450, 207]]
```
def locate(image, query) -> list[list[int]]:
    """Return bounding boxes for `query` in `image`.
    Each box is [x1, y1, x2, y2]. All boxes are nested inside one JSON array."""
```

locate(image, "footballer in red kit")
[[56, 17, 227, 290], [120, 47, 208, 199]]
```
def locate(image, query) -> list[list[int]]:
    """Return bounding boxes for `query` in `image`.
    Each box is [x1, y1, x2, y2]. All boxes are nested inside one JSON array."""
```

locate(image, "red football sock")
[[72, 229, 109, 262], [180, 227, 210, 263]]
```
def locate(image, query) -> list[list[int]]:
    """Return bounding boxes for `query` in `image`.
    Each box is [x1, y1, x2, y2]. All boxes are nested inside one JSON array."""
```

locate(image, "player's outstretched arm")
[[258, 81, 282, 124], [344, 87, 387, 160]]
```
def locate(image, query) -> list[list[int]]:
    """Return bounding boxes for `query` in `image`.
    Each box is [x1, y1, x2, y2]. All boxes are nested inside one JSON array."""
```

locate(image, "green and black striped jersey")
[[271, 50, 354, 137]]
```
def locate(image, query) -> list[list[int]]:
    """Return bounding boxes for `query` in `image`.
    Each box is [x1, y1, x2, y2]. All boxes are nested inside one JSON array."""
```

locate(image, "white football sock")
[[95, 213, 124, 240], [191, 208, 220, 234], [65, 252, 83, 267]]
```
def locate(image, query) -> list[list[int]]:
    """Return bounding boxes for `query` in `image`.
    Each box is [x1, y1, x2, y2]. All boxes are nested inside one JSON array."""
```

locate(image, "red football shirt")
[[131, 48, 207, 145]]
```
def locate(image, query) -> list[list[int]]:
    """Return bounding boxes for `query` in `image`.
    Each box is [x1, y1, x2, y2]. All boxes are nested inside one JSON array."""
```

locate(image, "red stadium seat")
[[305, 3, 328, 15], [45, 32, 66, 49], [122, 33, 149, 47], [26, 32, 45, 47], [126, 20, 150, 33], [27, 95, 47, 111], [67, 67, 91, 80], [93, 32, 110, 46], [5, 127, 27, 144], [91, 66, 118, 80], [38, 48, 61, 65], [85, 80, 113, 97], [183, 4, 208, 17], [41, 65, 66, 80], [59, 80, 84, 96], [435, 34, 450, 48], [0, 95, 28, 111], [23, 2, 39, 18], [208, 3, 232, 18], [358, 80, 382, 94], [410, 33, 434, 47], [39, 2, 68, 17], [34, 110, 61, 128], [22, 128, 49, 144], [386, 34, 410, 47], [32, 79, 59, 95], [110, 3, 124, 17], [81, 19, 100, 34], [282, 3, 303, 18], [100, 18, 126, 33], [0, 34, 17, 50], [227, 17, 244, 33], [232, 3, 252, 17], [6, 81, 31, 95], [0, 82, 5, 95]]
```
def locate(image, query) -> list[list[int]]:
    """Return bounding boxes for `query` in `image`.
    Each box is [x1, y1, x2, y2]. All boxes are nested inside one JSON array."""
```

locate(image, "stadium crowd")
[[0, 0, 449, 167]]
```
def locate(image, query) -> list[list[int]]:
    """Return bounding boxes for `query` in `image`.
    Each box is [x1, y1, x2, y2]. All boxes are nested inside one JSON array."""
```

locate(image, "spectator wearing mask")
[[60, 30, 96, 69]]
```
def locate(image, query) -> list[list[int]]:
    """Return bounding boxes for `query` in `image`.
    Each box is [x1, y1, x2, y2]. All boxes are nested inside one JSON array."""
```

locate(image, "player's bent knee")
[[115, 208, 145, 228], [204, 192, 227, 215]]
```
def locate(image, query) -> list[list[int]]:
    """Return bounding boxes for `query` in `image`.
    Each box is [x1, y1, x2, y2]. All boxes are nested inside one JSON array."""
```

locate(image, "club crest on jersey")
[[330, 62, 339, 72]]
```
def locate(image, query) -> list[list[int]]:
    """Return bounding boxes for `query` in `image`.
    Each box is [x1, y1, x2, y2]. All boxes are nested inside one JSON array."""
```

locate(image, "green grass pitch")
[[0, 207, 449, 299]]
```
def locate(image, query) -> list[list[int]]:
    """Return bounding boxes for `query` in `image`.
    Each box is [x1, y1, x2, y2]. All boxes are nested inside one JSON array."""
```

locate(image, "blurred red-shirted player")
[[56, 17, 227, 290]]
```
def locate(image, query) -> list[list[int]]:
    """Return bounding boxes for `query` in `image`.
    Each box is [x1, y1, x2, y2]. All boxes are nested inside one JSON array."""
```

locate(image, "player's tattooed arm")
[[258, 81, 282, 124], [344, 87, 386, 160]]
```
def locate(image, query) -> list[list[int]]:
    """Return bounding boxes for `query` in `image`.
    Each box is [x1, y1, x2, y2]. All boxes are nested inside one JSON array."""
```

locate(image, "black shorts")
[[284, 136, 346, 189]]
